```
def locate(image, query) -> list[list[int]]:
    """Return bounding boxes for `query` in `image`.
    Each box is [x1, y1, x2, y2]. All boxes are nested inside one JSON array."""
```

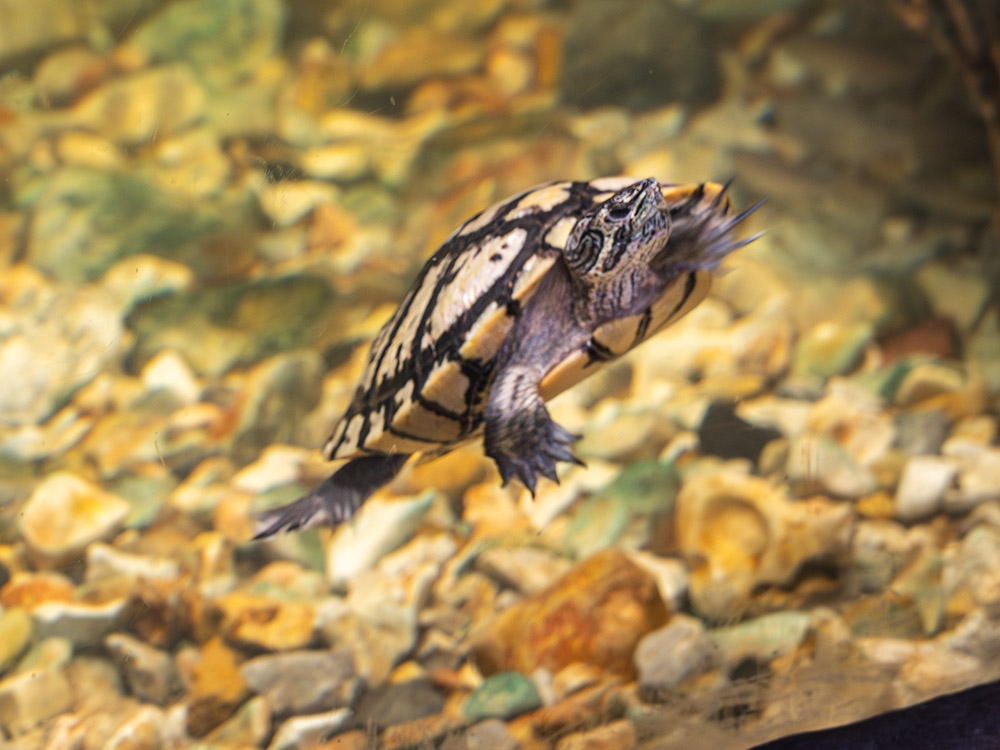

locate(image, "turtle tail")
[[253, 453, 410, 538]]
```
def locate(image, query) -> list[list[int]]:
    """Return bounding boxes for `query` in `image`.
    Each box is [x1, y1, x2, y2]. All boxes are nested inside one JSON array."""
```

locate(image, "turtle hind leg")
[[253, 453, 409, 538], [483, 364, 584, 494]]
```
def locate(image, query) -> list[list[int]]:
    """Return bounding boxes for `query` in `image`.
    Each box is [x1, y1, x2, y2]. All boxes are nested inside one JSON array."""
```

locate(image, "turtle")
[[254, 176, 760, 537]]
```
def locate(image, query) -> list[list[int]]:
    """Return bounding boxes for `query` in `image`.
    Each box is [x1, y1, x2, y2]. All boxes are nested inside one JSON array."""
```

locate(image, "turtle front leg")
[[484, 364, 583, 494]]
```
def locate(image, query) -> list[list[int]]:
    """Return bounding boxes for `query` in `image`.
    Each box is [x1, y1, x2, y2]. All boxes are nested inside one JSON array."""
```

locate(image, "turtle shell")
[[324, 177, 729, 460]]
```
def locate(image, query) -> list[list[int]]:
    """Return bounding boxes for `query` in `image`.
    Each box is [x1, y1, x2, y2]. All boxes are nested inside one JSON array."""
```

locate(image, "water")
[[0, 0, 998, 748]]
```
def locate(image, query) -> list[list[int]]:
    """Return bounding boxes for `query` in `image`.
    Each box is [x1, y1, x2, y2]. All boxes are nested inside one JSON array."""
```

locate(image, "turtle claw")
[[486, 408, 583, 496]]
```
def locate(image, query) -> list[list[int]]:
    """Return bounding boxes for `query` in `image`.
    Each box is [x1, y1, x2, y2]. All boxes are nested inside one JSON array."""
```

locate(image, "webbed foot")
[[484, 394, 584, 494], [253, 453, 409, 538]]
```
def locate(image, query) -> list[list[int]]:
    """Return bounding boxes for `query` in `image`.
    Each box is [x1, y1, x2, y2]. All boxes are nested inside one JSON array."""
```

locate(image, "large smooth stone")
[[469, 547, 667, 678]]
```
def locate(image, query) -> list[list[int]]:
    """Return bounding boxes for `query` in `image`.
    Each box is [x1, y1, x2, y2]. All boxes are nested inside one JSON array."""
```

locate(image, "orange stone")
[[316, 729, 369, 750], [186, 636, 248, 737], [0, 571, 75, 609], [213, 591, 316, 651], [470, 548, 667, 679]]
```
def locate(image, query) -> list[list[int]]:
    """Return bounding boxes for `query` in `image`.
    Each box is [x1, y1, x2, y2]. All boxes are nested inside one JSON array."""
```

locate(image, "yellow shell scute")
[[459, 301, 515, 361]]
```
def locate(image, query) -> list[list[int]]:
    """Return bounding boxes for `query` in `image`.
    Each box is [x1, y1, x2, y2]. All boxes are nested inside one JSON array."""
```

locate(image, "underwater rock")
[[551, 662, 604, 702], [33, 598, 127, 647], [233, 445, 310, 495], [24, 167, 225, 283], [893, 409, 950, 457], [0, 406, 95, 465], [202, 695, 270, 747], [31, 45, 110, 106], [896, 644, 986, 708], [0, 267, 125, 427], [84, 542, 181, 585], [104, 632, 181, 706], [0, 1, 89, 61], [944, 445, 1000, 515], [460, 718, 520, 750], [943, 415, 998, 453], [380, 712, 468, 750], [634, 614, 717, 696], [360, 27, 484, 90], [268, 708, 352, 750], [563, 460, 678, 559], [300, 142, 370, 181], [462, 671, 541, 721], [321, 729, 370, 750], [562, 1, 718, 111], [848, 519, 912, 593], [403, 443, 489, 495], [879, 318, 962, 364], [893, 362, 979, 415], [792, 321, 873, 379], [529, 680, 621, 739], [0, 609, 33, 674], [470, 548, 667, 678], [128, 275, 333, 377], [914, 260, 992, 332], [325, 491, 435, 589], [169, 456, 237, 520], [473, 545, 572, 597], [0, 571, 74, 610], [0, 657, 73, 736], [736, 396, 812, 439], [555, 719, 637, 750], [625, 550, 690, 612], [785, 435, 878, 499], [709, 611, 812, 666], [693, 0, 812, 20], [676, 471, 853, 620], [240, 649, 358, 716], [125, 0, 284, 80], [698, 401, 783, 464], [212, 590, 316, 651], [229, 349, 325, 464], [101, 254, 195, 310], [325, 534, 457, 683], [19, 472, 130, 569], [940, 610, 1000, 664], [890, 534, 944, 635], [575, 400, 659, 462], [256, 179, 340, 227], [894, 455, 958, 522], [140, 349, 202, 407], [70, 65, 207, 146], [182, 636, 249, 737], [101, 706, 167, 750], [809, 382, 897, 469], [16, 636, 73, 676], [353, 677, 446, 729], [54, 131, 125, 172], [943, 525, 1000, 618], [142, 128, 233, 200]]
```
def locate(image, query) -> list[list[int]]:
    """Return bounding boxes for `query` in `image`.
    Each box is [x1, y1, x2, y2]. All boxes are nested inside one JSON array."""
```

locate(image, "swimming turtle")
[[255, 176, 759, 537]]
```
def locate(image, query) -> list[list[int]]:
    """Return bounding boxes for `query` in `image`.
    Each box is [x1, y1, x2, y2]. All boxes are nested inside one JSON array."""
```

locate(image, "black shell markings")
[[323, 180, 616, 460], [322, 177, 740, 461]]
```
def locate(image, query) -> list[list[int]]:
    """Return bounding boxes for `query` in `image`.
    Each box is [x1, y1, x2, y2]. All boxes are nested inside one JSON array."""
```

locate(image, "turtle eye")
[[570, 229, 603, 272], [606, 204, 631, 221]]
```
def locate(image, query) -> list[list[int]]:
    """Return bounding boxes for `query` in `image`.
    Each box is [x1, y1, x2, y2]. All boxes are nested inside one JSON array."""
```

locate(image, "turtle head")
[[564, 178, 670, 282]]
